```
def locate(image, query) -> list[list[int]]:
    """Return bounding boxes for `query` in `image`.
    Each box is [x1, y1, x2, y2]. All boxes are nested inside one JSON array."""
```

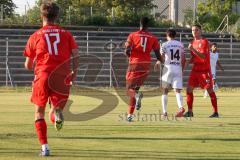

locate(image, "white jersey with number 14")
[[160, 40, 185, 73]]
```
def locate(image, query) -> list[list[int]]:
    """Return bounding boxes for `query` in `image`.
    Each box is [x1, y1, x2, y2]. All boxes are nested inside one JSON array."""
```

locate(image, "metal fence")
[[1, 31, 237, 87]]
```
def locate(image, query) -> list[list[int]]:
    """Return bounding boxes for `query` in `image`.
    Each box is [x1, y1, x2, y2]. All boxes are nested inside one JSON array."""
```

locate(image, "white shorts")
[[161, 67, 183, 89]]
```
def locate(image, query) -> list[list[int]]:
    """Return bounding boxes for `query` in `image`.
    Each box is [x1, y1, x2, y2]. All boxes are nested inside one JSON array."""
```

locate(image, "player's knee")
[[35, 112, 45, 120], [135, 86, 140, 92], [55, 99, 68, 110], [162, 88, 168, 95], [175, 89, 181, 93], [35, 106, 45, 120], [207, 88, 214, 94], [127, 88, 136, 98], [186, 86, 193, 93]]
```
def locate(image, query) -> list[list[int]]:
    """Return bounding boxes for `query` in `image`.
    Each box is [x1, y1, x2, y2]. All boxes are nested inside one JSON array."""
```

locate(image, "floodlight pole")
[[68, 6, 71, 25], [230, 35, 233, 59], [170, 0, 178, 25], [90, 6, 93, 16], [111, 7, 114, 24], [5, 38, 8, 86], [86, 32, 89, 55], [153, 7, 156, 19], [159, 40, 162, 88], [0, 4, 3, 24], [24, 5, 27, 24], [109, 39, 113, 88], [193, 0, 196, 23]]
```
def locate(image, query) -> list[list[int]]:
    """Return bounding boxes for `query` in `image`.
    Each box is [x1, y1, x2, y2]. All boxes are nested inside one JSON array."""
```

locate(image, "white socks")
[[42, 144, 49, 151], [204, 90, 208, 97], [162, 92, 183, 113], [162, 95, 168, 114], [175, 92, 183, 109]]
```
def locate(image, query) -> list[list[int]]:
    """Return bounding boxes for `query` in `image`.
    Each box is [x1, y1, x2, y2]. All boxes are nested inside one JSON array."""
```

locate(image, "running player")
[[184, 24, 219, 118], [24, 2, 79, 156], [159, 29, 186, 118], [125, 17, 162, 122]]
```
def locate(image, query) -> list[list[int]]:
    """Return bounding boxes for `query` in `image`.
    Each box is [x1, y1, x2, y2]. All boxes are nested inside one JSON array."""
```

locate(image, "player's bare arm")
[[71, 48, 80, 81], [124, 45, 131, 57], [154, 49, 163, 71], [188, 43, 205, 58], [24, 57, 34, 71], [181, 53, 186, 72], [217, 60, 224, 71]]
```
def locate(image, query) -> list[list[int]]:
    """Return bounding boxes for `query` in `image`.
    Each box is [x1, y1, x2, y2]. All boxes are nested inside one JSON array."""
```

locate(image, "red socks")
[[127, 89, 136, 114], [186, 92, 193, 112], [35, 119, 48, 145], [209, 92, 218, 113], [129, 97, 136, 114], [186, 91, 218, 113]]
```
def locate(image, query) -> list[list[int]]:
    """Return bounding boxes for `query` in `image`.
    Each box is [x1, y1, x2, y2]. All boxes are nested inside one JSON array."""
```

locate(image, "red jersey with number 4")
[[126, 30, 160, 64], [190, 38, 210, 72], [24, 25, 78, 75]]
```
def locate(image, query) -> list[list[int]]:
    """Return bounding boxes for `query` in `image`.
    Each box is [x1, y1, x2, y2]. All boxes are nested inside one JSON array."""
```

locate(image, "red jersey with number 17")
[[190, 38, 210, 72], [126, 30, 160, 64], [23, 25, 78, 75]]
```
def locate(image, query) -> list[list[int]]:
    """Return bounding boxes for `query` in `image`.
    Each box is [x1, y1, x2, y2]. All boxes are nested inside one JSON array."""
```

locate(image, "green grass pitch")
[[0, 87, 240, 160]]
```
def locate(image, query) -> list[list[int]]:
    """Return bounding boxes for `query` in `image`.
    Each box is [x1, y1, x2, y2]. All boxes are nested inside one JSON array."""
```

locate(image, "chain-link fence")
[[152, 0, 206, 26], [1, 0, 240, 31]]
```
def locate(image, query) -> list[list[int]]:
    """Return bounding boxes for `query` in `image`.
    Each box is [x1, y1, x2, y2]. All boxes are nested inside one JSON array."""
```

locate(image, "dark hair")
[[212, 42, 217, 46], [166, 29, 176, 38], [40, 2, 59, 22], [192, 24, 202, 30], [140, 17, 149, 28]]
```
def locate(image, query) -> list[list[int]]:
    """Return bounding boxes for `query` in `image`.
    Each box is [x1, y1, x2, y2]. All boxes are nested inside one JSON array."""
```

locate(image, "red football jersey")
[[126, 30, 160, 64], [24, 25, 78, 75], [190, 38, 210, 72]]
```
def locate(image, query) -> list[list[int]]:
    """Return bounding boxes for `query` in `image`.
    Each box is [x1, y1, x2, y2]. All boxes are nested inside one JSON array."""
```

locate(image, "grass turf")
[[0, 88, 240, 160]]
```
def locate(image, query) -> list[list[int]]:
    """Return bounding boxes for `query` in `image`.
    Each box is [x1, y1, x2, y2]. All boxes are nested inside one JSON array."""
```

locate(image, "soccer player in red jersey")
[[23, 2, 79, 156], [125, 17, 162, 122], [184, 24, 219, 118]]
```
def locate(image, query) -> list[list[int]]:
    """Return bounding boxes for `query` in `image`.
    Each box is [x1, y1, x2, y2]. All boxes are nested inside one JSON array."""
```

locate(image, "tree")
[[182, 8, 194, 27], [21, 0, 159, 26], [0, 0, 16, 18], [111, 0, 156, 26], [197, 0, 240, 32], [23, 0, 41, 25], [55, 0, 156, 26], [26, 5, 41, 25]]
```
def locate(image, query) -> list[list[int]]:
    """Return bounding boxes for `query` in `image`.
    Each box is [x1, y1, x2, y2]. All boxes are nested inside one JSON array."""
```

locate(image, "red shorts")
[[126, 63, 150, 89], [188, 71, 213, 89], [31, 72, 71, 108]]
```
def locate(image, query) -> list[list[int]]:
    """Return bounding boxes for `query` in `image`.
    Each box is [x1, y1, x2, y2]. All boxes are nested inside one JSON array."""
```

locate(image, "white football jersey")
[[210, 51, 219, 75], [160, 40, 185, 73]]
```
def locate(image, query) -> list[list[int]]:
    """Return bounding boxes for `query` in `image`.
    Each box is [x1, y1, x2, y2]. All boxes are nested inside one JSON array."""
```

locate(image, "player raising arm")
[[24, 2, 79, 156], [125, 17, 163, 122], [184, 24, 219, 118]]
